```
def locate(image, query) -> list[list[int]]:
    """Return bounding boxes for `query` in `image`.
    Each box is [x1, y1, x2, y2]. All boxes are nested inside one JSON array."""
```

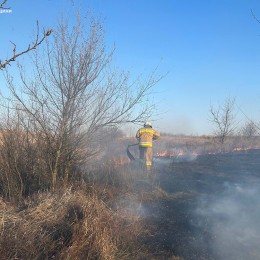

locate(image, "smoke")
[[154, 153, 198, 164], [195, 178, 260, 260], [113, 195, 147, 218], [174, 153, 198, 162]]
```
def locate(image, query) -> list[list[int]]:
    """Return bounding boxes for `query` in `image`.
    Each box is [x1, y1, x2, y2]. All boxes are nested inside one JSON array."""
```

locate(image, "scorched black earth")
[[140, 149, 260, 260]]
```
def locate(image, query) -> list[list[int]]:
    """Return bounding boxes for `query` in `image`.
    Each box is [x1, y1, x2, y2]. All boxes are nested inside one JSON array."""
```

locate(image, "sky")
[[1, 0, 260, 135]]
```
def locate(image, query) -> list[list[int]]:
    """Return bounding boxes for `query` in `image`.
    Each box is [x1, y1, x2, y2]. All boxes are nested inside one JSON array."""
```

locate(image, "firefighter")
[[136, 121, 160, 171]]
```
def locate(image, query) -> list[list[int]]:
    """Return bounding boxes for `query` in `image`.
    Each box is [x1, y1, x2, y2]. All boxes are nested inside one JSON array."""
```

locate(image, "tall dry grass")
[[0, 188, 145, 259]]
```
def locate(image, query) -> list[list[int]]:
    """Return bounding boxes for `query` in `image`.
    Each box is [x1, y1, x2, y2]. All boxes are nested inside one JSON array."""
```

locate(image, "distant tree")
[[209, 97, 236, 144], [241, 121, 259, 138], [3, 14, 161, 191], [0, 1, 52, 69]]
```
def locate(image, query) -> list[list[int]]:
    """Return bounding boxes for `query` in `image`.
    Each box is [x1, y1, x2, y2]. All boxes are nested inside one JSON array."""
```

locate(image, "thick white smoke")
[[195, 178, 260, 260]]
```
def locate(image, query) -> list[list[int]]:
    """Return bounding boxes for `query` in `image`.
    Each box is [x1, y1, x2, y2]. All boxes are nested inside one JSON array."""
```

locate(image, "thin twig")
[[0, 0, 10, 9], [0, 24, 53, 70], [251, 9, 260, 24]]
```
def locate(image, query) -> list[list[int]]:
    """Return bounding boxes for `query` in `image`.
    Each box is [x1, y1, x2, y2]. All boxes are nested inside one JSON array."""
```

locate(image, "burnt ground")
[[139, 149, 260, 260]]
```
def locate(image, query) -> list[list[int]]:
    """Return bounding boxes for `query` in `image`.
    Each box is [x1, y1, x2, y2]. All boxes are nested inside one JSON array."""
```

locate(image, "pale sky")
[[1, 0, 260, 135]]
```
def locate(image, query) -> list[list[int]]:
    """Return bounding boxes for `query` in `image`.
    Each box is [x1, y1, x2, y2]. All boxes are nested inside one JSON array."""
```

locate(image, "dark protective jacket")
[[136, 127, 160, 147]]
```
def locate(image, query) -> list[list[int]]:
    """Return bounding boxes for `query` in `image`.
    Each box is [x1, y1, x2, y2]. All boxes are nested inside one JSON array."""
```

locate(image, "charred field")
[[139, 148, 260, 259]]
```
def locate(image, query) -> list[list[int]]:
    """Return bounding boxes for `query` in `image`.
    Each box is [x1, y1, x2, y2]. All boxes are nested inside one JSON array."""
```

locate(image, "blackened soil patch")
[[141, 149, 260, 260]]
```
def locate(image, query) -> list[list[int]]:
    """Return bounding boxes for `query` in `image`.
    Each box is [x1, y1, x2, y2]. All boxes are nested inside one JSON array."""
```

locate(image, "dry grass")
[[86, 162, 172, 203], [0, 151, 176, 260], [3, 133, 255, 259], [0, 188, 145, 259]]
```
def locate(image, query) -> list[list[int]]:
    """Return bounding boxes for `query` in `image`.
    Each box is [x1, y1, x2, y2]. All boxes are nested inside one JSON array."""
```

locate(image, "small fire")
[[156, 149, 197, 157], [156, 151, 170, 157], [208, 147, 255, 155], [156, 147, 257, 158], [232, 147, 253, 152]]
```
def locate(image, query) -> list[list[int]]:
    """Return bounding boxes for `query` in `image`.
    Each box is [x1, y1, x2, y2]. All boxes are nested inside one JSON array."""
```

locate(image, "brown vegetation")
[[1, 3, 259, 258], [0, 188, 144, 259], [0, 131, 258, 259], [0, 10, 164, 258], [2, 13, 160, 194]]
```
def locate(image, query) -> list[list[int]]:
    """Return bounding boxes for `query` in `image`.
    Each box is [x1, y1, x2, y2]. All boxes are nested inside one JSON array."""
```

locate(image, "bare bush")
[[209, 97, 236, 145], [2, 14, 161, 193], [0, 109, 50, 200], [241, 121, 259, 138]]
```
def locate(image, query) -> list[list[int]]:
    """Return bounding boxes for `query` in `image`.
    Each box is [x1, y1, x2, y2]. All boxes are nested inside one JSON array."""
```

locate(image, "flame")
[[232, 147, 253, 151], [156, 146, 257, 158], [156, 151, 170, 157], [156, 149, 197, 157], [109, 147, 258, 167]]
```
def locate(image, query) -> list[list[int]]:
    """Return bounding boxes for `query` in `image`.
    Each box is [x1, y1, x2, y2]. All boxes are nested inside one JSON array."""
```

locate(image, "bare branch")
[[251, 9, 260, 24], [0, 0, 10, 9], [0, 23, 53, 70]]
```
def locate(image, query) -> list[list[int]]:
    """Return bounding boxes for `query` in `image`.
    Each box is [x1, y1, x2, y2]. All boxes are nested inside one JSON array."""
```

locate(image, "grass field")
[[1, 135, 260, 259]]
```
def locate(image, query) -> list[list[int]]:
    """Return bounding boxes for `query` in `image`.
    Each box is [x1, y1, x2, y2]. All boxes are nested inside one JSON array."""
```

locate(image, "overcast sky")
[[1, 0, 260, 135]]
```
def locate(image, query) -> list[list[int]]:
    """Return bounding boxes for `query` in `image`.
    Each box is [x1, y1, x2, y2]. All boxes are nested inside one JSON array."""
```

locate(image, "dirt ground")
[[138, 149, 260, 260]]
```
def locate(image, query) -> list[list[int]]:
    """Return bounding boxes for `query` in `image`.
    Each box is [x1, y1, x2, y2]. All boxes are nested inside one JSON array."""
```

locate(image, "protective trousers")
[[139, 146, 153, 171]]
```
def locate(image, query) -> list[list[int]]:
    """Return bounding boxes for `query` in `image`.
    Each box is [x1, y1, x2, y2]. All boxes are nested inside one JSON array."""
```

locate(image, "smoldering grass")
[[195, 180, 260, 260]]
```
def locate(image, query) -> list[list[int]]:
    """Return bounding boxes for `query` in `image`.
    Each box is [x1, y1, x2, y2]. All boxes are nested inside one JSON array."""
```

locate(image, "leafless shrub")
[[209, 97, 236, 145], [240, 121, 259, 138], [0, 107, 51, 200], [2, 13, 161, 194]]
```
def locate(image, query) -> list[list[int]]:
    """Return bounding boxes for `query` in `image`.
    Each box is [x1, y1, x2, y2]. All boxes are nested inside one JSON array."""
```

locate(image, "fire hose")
[[126, 143, 139, 161]]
